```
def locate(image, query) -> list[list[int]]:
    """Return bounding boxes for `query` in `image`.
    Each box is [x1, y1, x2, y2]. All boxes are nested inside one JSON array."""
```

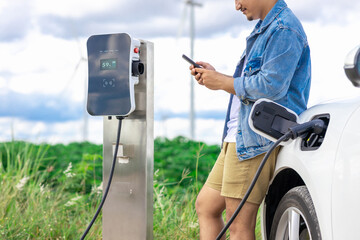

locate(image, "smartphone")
[[182, 54, 202, 68]]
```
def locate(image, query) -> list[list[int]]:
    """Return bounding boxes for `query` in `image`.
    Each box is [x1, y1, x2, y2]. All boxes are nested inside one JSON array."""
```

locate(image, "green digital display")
[[100, 58, 117, 70]]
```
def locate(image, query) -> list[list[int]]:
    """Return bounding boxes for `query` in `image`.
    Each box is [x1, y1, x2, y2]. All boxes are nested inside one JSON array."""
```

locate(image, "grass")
[[153, 169, 200, 239], [0, 140, 262, 239], [0, 142, 102, 239]]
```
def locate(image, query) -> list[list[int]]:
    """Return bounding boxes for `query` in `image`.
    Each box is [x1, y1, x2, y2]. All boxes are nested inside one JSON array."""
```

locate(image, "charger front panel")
[[87, 33, 132, 116]]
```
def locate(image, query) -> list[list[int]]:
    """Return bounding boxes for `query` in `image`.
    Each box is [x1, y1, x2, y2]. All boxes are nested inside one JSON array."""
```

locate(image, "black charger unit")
[[249, 99, 299, 144], [86, 33, 144, 116]]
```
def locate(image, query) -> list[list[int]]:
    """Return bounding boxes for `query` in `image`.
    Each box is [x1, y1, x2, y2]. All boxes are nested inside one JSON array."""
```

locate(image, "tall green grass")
[[0, 140, 262, 239], [153, 141, 262, 240], [153, 144, 205, 239], [0, 142, 102, 239]]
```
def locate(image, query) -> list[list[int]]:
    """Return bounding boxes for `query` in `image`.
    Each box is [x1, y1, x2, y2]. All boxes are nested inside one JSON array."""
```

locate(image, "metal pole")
[[10, 118, 14, 141], [187, 0, 202, 140], [83, 74, 88, 141], [190, 2, 195, 139], [102, 40, 154, 240]]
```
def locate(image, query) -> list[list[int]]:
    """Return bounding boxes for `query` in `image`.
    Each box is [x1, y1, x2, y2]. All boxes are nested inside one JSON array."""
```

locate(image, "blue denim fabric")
[[223, 0, 311, 160]]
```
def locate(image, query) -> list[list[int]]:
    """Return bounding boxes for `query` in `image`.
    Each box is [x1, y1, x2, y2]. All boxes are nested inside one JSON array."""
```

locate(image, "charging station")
[[86, 33, 154, 240]]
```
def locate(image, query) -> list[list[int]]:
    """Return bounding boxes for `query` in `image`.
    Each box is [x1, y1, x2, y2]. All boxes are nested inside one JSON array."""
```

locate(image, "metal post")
[[187, 0, 202, 139], [102, 40, 154, 240], [83, 74, 88, 141], [190, 2, 195, 140]]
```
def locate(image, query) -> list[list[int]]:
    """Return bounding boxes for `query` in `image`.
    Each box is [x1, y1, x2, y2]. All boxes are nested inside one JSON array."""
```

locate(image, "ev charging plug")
[[249, 98, 326, 143], [288, 119, 325, 139]]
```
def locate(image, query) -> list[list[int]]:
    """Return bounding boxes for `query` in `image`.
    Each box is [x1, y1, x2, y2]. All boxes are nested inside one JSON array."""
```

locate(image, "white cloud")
[[0, 77, 6, 89], [0, 31, 87, 101], [1, 0, 360, 144], [0, 117, 102, 144], [195, 119, 225, 144], [287, 0, 360, 24], [0, 118, 13, 142], [2, 0, 360, 42], [304, 21, 360, 106], [152, 30, 253, 115], [154, 117, 224, 145], [33, 0, 117, 18], [0, 0, 32, 41]]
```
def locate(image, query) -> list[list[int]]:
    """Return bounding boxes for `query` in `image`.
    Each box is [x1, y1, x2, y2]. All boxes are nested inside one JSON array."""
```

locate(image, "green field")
[[0, 137, 261, 239]]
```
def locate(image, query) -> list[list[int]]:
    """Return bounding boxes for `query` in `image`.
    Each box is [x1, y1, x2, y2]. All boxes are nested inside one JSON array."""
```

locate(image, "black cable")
[[216, 131, 292, 240], [81, 117, 123, 240]]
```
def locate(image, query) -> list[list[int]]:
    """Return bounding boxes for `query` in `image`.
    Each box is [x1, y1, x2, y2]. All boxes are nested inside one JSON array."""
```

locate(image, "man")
[[190, 0, 311, 239]]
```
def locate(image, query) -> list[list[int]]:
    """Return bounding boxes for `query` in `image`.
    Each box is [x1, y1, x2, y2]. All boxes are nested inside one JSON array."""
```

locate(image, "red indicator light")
[[134, 48, 139, 53]]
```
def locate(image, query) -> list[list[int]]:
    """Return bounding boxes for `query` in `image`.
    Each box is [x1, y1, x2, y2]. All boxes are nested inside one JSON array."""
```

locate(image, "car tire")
[[269, 186, 322, 240]]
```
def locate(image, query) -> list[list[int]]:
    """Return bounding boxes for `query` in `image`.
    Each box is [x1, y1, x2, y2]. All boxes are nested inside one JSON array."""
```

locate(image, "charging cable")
[[81, 117, 124, 240], [216, 119, 325, 240]]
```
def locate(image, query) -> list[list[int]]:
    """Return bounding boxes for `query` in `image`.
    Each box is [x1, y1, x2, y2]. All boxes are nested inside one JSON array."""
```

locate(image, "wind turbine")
[[60, 28, 88, 142], [178, 0, 203, 140], [74, 39, 88, 142]]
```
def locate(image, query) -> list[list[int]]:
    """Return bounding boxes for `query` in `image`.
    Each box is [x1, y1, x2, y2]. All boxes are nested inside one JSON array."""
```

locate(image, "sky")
[[0, 0, 360, 145]]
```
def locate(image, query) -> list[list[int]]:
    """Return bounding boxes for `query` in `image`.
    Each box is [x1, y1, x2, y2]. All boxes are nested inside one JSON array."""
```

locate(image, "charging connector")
[[288, 119, 325, 139]]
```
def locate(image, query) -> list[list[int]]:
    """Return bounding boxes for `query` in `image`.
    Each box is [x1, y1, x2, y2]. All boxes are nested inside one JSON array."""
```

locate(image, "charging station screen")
[[100, 58, 117, 70]]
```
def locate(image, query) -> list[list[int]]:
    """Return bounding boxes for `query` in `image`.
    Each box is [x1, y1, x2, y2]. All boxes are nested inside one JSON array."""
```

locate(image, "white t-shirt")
[[224, 57, 247, 143], [223, 96, 240, 142]]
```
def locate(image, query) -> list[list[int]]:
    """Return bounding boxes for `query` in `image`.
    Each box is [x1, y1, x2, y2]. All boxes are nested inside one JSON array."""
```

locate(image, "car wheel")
[[269, 186, 322, 240]]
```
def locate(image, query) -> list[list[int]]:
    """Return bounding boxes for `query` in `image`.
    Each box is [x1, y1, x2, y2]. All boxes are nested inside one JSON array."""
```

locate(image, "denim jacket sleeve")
[[234, 28, 306, 102]]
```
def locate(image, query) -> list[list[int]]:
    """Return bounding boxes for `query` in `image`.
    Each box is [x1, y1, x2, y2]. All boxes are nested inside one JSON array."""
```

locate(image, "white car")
[[260, 45, 360, 240]]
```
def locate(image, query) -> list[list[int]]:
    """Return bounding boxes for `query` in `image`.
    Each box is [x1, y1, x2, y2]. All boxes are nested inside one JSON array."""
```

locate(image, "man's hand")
[[189, 61, 235, 94], [194, 67, 236, 95], [189, 61, 215, 84]]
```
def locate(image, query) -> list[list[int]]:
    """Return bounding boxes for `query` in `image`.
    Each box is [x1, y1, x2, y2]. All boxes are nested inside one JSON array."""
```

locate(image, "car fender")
[[332, 103, 360, 239], [261, 97, 360, 240]]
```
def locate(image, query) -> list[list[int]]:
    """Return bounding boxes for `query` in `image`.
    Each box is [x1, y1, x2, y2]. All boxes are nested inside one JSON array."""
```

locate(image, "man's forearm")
[[221, 75, 236, 95]]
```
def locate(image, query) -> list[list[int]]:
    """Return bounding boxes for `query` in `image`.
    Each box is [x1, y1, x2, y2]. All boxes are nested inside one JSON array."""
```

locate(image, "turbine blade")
[[59, 58, 83, 96], [177, 2, 188, 40]]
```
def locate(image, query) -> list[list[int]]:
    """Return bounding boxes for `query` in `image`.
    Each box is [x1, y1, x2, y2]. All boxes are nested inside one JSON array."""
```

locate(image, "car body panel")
[[332, 104, 360, 239], [261, 96, 360, 240]]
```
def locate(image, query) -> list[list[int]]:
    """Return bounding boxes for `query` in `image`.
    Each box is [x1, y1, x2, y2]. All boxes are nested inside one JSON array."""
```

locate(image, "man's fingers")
[[191, 68, 198, 76], [195, 72, 201, 80], [195, 67, 205, 73]]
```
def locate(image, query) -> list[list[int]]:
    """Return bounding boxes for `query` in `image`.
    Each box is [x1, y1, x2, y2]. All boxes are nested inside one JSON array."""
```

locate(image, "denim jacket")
[[222, 0, 311, 161]]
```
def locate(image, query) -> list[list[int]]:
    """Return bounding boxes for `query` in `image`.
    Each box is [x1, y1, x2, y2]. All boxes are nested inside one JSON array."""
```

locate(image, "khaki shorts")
[[205, 142, 279, 205]]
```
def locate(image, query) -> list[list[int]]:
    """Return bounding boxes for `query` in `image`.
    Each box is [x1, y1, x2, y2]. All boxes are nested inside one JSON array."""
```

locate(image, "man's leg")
[[196, 143, 229, 239], [225, 197, 259, 240], [220, 144, 278, 239], [196, 185, 226, 240]]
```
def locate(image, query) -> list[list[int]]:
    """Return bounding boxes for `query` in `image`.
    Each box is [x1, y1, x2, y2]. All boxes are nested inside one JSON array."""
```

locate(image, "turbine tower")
[[186, 0, 202, 139], [60, 28, 88, 142]]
